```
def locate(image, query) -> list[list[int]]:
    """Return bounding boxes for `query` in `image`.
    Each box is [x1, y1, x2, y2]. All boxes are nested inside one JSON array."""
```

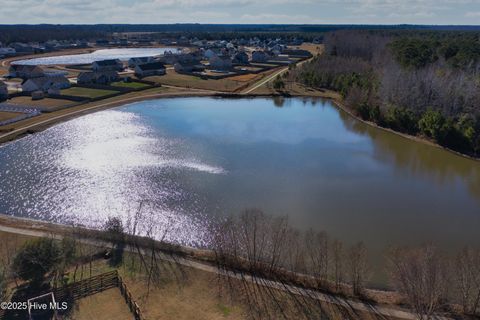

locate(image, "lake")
[[12, 47, 179, 65], [0, 97, 479, 286]]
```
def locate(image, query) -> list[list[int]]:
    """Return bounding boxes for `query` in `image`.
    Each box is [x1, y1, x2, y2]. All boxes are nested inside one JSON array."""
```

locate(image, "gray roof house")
[[251, 51, 270, 63], [22, 75, 70, 93], [0, 81, 8, 101], [9, 65, 45, 79], [92, 59, 124, 72], [209, 55, 232, 71], [128, 56, 156, 68], [232, 52, 249, 65], [134, 62, 166, 78], [174, 62, 205, 74], [77, 71, 119, 85]]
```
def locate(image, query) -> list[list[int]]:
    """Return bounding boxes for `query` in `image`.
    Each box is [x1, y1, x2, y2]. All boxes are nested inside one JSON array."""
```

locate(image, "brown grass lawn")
[[228, 73, 260, 82], [69, 288, 132, 320], [61, 87, 118, 99], [0, 111, 23, 122], [111, 81, 151, 89], [298, 43, 324, 55], [145, 69, 246, 92], [122, 267, 247, 320], [8, 96, 74, 109]]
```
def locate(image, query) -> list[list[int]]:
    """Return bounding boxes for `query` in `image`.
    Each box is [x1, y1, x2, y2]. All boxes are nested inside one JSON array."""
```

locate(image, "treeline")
[[0, 25, 107, 44], [291, 30, 480, 157], [1, 210, 480, 319], [212, 209, 480, 319]]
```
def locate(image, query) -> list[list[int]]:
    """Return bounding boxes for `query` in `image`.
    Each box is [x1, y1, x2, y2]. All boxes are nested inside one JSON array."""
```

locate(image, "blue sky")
[[1, 0, 480, 24]]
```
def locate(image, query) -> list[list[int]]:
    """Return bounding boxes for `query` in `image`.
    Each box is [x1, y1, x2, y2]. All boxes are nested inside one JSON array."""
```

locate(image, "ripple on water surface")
[[0, 110, 224, 247]]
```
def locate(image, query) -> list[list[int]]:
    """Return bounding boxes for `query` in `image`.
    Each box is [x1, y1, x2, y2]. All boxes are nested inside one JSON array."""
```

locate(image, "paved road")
[[0, 223, 450, 320], [241, 66, 289, 94]]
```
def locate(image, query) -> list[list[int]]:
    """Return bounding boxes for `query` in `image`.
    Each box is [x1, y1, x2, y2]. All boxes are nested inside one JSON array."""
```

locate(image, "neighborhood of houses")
[[0, 34, 314, 127]]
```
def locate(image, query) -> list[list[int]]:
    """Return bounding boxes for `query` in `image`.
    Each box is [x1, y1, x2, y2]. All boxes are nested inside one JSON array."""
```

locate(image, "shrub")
[[12, 238, 62, 285]]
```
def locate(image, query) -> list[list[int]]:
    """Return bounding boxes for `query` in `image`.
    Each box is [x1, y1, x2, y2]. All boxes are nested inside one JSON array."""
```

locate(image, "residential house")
[[209, 55, 232, 71], [232, 52, 249, 65], [174, 62, 205, 73], [22, 75, 70, 93], [92, 59, 123, 72], [77, 71, 119, 85], [0, 81, 8, 101], [10, 43, 34, 54], [251, 51, 271, 63], [203, 49, 218, 59], [128, 56, 155, 68], [9, 65, 45, 79], [0, 47, 16, 57], [134, 62, 166, 78]]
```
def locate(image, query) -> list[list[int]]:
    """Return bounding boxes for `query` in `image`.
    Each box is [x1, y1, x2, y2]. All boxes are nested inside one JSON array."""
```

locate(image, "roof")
[[137, 62, 165, 71], [10, 64, 43, 72], [93, 59, 121, 66], [78, 71, 118, 81], [129, 56, 152, 62], [24, 75, 68, 87]]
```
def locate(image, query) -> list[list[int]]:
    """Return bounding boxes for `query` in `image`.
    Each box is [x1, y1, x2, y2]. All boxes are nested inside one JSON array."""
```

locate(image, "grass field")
[[0, 111, 22, 122], [111, 81, 151, 89], [8, 96, 74, 109], [69, 288, 133, 320], [61, 87, 118, 99], [146, 69, 246, 92]]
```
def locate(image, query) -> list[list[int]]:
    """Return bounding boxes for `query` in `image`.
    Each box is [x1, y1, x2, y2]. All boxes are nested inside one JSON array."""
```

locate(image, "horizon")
[[1, 0, 480, 25]]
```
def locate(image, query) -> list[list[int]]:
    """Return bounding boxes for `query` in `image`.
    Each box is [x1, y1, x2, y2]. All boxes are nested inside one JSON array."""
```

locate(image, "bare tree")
[[455, 247, 480, 316], [332, 239, 344, 292], [387, 245, 449, 320], [348, 241, 370, 296]]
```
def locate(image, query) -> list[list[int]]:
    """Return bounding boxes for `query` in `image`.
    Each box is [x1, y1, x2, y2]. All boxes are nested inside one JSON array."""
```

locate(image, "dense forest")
[[291, 30, 480, 157], [2, 24, 480, 45]]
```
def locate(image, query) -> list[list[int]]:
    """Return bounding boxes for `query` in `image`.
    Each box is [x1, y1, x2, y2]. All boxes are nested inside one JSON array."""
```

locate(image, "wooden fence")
[[118, 274, 144, 320], [0, 270, 145, 320]]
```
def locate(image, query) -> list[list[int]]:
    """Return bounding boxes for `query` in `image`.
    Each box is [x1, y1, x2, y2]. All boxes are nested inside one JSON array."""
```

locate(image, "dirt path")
[[0, 221, 450, 320]]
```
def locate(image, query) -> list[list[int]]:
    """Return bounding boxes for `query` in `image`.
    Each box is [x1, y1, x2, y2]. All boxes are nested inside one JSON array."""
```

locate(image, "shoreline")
[[2, 87, 479, 164]]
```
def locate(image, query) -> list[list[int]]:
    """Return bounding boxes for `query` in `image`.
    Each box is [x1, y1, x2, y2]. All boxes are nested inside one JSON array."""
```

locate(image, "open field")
[[298, 43, 324, 55], [69, 288, 133, 320], [0, 111, 23, 122], [111, 81, 151, 89], [228, 73, 260, 82], [61, 87, 119, 98], [146, 69, 247, 92], [123, 267, 247, 320], [8, 96, 74, 108]]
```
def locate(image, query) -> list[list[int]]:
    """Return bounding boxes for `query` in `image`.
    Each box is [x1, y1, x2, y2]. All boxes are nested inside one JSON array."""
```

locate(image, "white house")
[[22, 75, 70, 93], [134, 62, 166, 78]]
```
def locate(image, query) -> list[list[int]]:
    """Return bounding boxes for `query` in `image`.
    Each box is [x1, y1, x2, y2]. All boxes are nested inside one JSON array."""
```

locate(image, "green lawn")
[[61, 87, 118, 99], [110, 81, 150, 89]]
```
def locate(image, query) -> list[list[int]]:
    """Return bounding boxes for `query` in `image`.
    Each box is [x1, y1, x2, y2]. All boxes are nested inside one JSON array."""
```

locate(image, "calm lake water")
[[0, 97, 479, 286], [12, 48, 179, 65]]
